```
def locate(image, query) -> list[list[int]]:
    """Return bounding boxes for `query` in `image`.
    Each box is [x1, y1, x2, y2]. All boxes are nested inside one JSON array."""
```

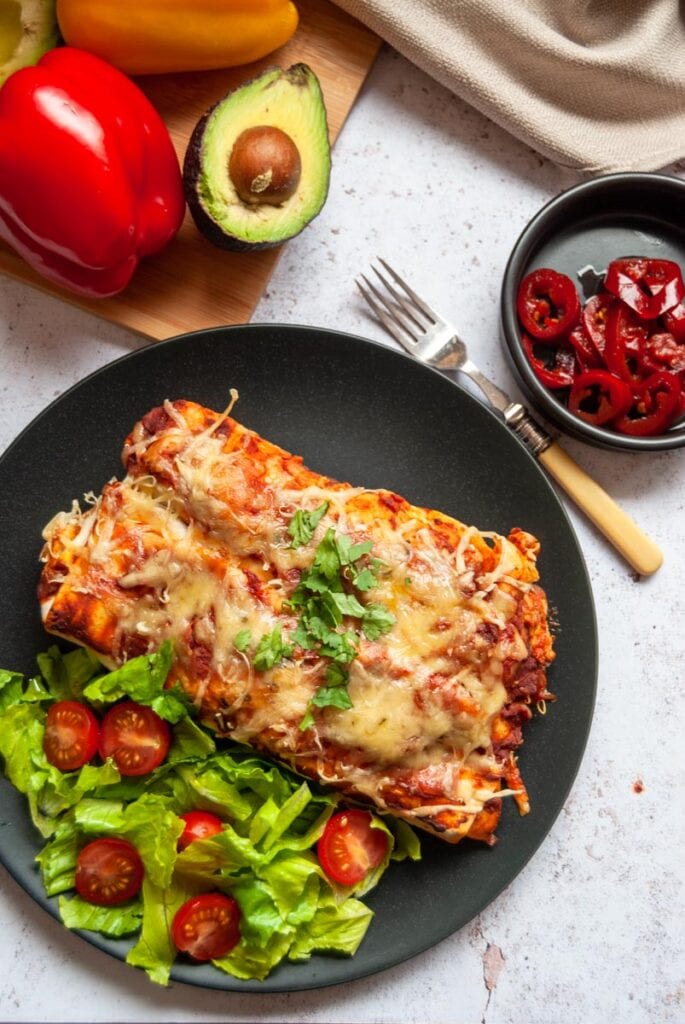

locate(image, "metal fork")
[[357, 258, 551, 455], [356, 258, 663, 576]]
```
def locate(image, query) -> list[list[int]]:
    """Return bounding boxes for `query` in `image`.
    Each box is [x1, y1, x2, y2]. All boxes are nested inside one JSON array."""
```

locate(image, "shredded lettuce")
[[0, 644, 420, 985]]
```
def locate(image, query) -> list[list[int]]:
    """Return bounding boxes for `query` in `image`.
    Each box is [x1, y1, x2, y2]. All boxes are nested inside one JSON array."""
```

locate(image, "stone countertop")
[[0, 44, 683, 1024]]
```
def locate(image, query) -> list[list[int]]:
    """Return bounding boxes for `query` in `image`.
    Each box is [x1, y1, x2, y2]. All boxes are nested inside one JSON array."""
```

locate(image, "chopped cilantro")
[[233, 629, 252, 652], [253, 625, 293, 672], [300, 665, 353, 730], [272, 513, 395, 727], [362, 604, 396, 641], [335, 535, 372, 566], [287, 501, 329, 548], [351, 567, 377, 591], [311, 528, 341, 582]]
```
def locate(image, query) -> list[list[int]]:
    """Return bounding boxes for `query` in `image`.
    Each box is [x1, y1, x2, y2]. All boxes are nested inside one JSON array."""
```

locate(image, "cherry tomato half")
[[171, 893, 241, 961], [516, 268, 580, 342], [99, 701, 171, 776], [75, 837, 144, 906], [317, 809, 389, 887], [43, 700, 100, 772], [178, 811, 224, 851]]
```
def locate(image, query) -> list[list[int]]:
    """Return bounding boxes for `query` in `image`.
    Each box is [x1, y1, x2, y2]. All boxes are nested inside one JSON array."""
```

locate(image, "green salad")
[[0, 642, 419, 985]]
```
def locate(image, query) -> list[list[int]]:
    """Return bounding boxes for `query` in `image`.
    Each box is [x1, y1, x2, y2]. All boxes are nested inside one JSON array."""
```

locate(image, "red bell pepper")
[[0, 47, 184, 299]]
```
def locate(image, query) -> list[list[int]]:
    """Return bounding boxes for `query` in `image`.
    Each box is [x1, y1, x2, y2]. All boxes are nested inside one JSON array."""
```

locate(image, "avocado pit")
[[229, 125, 302, 207]]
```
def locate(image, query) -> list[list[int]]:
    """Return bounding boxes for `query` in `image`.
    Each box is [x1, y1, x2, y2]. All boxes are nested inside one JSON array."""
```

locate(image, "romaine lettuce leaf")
[[37, 646, 102, 701], [59, 893, 143, 937], [82, 642, 188, 722]]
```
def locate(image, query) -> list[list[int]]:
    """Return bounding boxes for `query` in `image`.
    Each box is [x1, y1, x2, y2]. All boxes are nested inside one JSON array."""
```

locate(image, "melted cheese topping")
[[40, 401, 554, 843]]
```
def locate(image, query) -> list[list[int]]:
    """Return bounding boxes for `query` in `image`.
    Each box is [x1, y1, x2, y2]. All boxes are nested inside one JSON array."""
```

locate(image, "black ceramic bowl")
[[500, 172, 685, 452]]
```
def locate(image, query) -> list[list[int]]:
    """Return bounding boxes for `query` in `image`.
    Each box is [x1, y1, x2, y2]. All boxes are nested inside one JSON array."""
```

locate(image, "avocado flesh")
[[184, 64, 331, 251], [0, 0, 58, 85]]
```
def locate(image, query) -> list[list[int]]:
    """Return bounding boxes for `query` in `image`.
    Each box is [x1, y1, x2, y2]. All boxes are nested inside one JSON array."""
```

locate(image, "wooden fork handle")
[[538, 442, 663, 576]]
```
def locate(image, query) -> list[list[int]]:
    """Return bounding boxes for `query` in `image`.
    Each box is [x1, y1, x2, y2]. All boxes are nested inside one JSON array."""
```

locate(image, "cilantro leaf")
[[298, 709, 315, 732], [312, 684, 353, 712], [319, 630, 358, 663], [233, 630, 252, 653], [327, 592, 366, 619], [351, 567, 377, 592], [253, 626, 292, 672], [299, 666, 353, 731], [324, 662, 349, 687], [288, 502, 329, 548], [311, 529, 341, 582], [362, 604, 396, 641]]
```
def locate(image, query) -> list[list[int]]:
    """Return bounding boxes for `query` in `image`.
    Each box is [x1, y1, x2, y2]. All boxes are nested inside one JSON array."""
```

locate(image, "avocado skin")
[[183, 63, 331, 253], [184, 106, 277, 253]]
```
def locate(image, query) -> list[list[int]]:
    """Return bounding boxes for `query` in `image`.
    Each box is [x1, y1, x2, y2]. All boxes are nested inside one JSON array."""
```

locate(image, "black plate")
[[0, 325, 597, 992], [501, 172, 685, 451]]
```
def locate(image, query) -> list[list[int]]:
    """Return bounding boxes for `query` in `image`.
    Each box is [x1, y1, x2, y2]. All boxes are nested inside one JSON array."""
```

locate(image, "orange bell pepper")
[[55, 0, 299, 76]]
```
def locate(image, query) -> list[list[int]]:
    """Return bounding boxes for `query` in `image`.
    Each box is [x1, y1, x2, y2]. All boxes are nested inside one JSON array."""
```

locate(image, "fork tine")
[[356, 273, 424, 345], [370, 261, 431, 330], [355, 276, 418, 352], [376, 257, 438, 323]]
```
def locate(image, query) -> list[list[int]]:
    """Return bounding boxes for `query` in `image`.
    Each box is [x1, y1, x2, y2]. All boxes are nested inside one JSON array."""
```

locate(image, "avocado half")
[[0, 0, 59, 86], [183, 64, 331, 252]]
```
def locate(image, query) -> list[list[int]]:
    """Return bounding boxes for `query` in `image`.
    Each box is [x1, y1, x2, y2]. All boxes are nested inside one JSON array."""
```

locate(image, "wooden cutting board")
[[0, 1, 380, 339]]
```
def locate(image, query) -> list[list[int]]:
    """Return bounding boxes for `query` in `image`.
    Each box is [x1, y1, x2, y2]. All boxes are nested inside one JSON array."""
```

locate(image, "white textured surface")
[[1, 45, 684, 1024]]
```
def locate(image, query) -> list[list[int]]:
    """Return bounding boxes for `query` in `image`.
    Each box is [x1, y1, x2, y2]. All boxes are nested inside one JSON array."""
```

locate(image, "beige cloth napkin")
[[333, 0, 685, 173]]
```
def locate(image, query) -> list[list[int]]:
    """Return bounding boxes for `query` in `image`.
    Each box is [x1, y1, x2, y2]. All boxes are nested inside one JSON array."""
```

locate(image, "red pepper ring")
[[567, 323, 602, 371], [604, 258, 685, 321], [663, 302, 685, 344], [581, 292, 615, 357], [604, 302, 652, 387], [0, 47, 185, 299], [613, 371, 682, 436], [517, 268, 581, 342], [521, 333, 576, 389], [567, 370, 633, 427]]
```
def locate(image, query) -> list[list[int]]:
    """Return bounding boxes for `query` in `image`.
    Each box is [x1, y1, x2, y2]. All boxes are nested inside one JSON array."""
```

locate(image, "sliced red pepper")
[[613, 371, 682, 436], [581, 292, 615, 357], [604, 302, 652, 388], [521, 333, 576, 389], [567, 370, 633, 426], [640, 332, 685, 376], [663, 302, 685, 344], [568, 323, 602, 370], [0, 48, 184, 298], [517, 268, 580, 342], [604, 258, 685, 321]]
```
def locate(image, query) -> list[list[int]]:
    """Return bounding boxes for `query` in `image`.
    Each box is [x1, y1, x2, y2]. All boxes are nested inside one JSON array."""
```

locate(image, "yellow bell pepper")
[[55, 0, 299, 76]]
